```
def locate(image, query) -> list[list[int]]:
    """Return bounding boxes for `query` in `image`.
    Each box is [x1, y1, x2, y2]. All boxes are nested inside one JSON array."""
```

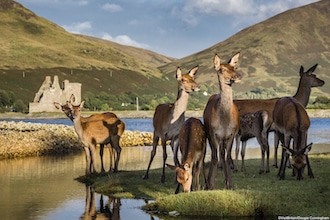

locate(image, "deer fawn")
[[203, 52, 241, 190], [56, 97, 125, 174], [273, 97, 314, 180], [234, 64, 324, 169], [143, 66, 200, 183], [167, 117, 207, 193], [236, 110, 270, 173]]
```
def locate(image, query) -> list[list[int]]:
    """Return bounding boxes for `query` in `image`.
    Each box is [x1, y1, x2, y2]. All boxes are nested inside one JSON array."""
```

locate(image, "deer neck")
[[218, 81, 234, 114], [171, 89, 189, 124], [72, 116, 85, 139], [293, 78, 311, 108]]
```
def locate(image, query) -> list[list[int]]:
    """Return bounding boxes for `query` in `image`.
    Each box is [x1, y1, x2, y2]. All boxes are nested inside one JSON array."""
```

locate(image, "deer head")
[[176, 65, 200, 93], [214, 52, 242, 86], [167, 163, 193, 192], [68, 101, 85, 120], [283, 143, 313, 180], [299, 64, 324, 88]]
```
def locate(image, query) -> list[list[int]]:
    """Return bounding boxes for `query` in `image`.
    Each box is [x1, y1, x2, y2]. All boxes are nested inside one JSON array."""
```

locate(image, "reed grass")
[[78, 154, 330, 218]]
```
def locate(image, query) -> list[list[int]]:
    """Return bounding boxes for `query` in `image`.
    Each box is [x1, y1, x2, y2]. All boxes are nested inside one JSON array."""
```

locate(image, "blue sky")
[[16, 0, 318, 58]]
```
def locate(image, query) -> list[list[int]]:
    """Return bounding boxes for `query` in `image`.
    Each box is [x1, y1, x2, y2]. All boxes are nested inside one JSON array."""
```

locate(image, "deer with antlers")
[[273, 97, 314, 180], [203, 52, 241, 190], [143, 66, 200, 183], [234, 64, 324, 171], [54, 95, 125, 174], [167, 117, 207, 194]]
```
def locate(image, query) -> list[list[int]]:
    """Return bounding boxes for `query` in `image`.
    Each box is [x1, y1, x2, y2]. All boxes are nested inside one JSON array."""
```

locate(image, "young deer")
[[236, 110, 270, 173], [54, 98, 124, 173], [143, 66, 200, 183], [234, 64, 324, 168], [58, 99, 125, 174], [273, 97, 314, 180], [203, 52, 241, 190], [167, 117, 207, 194]]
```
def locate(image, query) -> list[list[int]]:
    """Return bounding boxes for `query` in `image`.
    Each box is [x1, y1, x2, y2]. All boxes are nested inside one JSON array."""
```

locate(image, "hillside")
[[0, 0, 176, 106], [160, 0, 330, 100]]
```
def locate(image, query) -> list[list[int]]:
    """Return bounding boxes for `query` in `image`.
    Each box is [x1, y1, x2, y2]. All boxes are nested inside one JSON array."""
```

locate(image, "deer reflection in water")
[[81, 185, 120, 220]]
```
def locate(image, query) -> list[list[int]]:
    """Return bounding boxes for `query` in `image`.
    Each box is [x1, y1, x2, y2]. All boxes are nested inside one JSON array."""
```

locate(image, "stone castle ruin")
[[29, 76, 81, 113]]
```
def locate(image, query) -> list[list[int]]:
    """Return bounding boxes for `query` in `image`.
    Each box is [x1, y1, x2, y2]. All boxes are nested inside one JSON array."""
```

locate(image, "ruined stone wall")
[[29, 76, 81, 113]]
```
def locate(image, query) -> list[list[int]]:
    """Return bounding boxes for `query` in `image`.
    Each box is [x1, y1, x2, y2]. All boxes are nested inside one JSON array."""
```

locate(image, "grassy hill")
[[0, 0, 329, 110], [160, 0, 330, 100], [0, 0, 177, 107]]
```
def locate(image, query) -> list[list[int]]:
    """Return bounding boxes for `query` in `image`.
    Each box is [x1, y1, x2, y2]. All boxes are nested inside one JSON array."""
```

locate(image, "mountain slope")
[[160, 0, 330, 98], [0, 0, 177, 106]]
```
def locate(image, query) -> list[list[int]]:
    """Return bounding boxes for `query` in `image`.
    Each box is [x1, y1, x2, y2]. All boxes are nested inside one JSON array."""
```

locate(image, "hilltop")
[[160, 0, 330, 100]]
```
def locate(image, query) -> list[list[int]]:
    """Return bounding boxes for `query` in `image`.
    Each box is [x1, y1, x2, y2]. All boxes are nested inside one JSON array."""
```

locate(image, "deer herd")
[[54, 52, 324, 193]]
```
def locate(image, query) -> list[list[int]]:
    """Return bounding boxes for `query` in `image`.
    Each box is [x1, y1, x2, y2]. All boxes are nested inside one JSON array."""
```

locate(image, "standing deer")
[[273, 97, 314, 180], [234, 64, 324, 169], [54, 98, 125, 173], [166, 117, 207, 194], [57, 99, 124, 174], [143, 65, 200, 183], [236, 110, 270, 173], [203, 52, 241, 190]]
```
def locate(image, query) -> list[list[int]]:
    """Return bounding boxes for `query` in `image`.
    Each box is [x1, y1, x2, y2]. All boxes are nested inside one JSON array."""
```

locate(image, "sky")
[[16, 0, 318, 59]]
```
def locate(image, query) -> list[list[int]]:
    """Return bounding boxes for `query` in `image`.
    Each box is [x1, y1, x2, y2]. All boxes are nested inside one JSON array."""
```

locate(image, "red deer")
[[143, 66, 200, 183], [203, 52, 241, 189], [166, 117, 207, 193], [54, 99, 124, 173], [273, 97, 314, 180], [55, 99, 125, 174], [235, 110, 270, 173], [234, 64, 324, 168]]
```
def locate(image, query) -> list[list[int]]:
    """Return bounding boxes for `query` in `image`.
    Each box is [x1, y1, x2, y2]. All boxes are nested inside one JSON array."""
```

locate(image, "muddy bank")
[[0, 121, 153, 159]]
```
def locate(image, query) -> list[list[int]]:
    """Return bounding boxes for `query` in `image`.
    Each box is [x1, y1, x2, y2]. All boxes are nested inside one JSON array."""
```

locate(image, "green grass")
[[77, 154, 330, 218]]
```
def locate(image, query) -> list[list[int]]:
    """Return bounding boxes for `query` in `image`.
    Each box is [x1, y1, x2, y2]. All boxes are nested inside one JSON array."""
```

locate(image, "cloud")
[[180, 0, 317, 25], [101, 33, 149, 49], [62, 21, 92, 34], [102, 3, 122, 12]]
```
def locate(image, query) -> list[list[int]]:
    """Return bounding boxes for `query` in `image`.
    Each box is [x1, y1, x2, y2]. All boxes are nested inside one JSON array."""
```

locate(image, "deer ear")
[[228, 52, 240, 67], [80, 101, 85, 108], [70, 94, 76, 104], [307, 64, 318, 74], [283, 146, 293, 156], [189, 65, 199, 77], [303, 143, 313, 155], [183, 163, 190, 171], [299, 66, 304, 75], [213, 54, 221, 71], [54, 102, 61, 109], [176, 67, 182, 80]]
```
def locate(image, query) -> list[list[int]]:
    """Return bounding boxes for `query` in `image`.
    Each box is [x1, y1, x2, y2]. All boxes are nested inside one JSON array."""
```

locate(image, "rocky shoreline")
[[0, 121, 154, 159]]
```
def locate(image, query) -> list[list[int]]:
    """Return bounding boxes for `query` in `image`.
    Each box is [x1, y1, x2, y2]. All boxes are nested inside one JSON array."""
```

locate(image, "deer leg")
[[225, 139, 234, 189], [278, 147, 288, 180], [222, 143, 232, 190], [265, 141, 270, 173], [161, 139, 167, 183], [89, 145, 98, 174], [171, 138, 180, 167], [234, 134, 240, 172], [110, 136, 121, 173], [207, 135, 219, 190], [256, 137, 265, 174], [195, 161, 201, 191], [306, 155, 314, 178], [241, 140, 247, 172], [273, 132, 280, 168], [143, 135, 159, 180], [99, 144, 105, 173], [84, 146, 92, 175], [175, 183, 180, 194]]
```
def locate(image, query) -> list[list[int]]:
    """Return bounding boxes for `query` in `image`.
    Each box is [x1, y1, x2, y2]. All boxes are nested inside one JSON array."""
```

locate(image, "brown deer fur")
[[203, 52, 241, 189], [234, 64, 324, 169], [273, 97, 313, 180], [167, 117, 207, 193], [58, 99, 125, 174], [143, 66, 200, 183]]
